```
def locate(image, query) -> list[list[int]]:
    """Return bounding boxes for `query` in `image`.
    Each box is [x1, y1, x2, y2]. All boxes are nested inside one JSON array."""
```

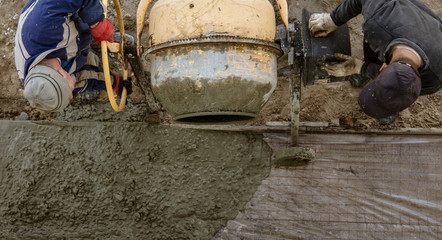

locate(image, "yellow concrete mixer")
[[137, 0, 288, 122]]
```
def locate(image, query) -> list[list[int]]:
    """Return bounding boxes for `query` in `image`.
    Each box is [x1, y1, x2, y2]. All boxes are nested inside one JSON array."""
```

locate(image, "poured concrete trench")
[[0, 120, 441, 239], [0, 120, 271, 240]]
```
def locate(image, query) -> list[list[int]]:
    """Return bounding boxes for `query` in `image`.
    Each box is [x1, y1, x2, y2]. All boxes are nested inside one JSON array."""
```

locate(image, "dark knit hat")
[[358, 62, 421, 119]]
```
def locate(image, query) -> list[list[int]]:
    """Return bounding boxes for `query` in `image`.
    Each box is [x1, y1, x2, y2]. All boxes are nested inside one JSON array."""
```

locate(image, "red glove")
[[113, 75, 133, 97], [90, 19, 114, 44]]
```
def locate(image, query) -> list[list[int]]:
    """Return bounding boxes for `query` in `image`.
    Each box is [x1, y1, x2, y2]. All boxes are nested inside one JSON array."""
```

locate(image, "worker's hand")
[[323, 53, 363, 77], [113, 75, 133, 97], [90, 19, 114, 44], [308, 13, 338, 37]]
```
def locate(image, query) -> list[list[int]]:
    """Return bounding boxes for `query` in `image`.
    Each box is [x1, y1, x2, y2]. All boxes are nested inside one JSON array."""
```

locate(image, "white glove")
[[323, 53, 364, 77], [308, 13, 338, 37]]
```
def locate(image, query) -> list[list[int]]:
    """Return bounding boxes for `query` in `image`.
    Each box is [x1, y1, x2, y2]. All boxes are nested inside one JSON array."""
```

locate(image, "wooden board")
[[170, 122, 442, 135]]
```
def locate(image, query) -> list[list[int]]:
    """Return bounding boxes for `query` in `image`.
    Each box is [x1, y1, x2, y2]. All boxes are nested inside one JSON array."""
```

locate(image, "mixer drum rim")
[[146, 36, 283, 57]]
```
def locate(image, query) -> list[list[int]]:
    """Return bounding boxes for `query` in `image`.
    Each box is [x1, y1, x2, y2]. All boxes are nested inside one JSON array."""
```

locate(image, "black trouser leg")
[[361, 40, 383, 80], [348, 40, 383, 87]]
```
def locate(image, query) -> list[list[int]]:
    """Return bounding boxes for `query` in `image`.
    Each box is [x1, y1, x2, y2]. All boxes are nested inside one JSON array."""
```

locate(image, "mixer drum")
[[147, 0, 282, 122]]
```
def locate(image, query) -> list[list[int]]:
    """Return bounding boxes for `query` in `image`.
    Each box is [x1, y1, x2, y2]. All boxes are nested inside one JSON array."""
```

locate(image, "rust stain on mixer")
[[138, 0, 285, 122], [148, 39, 281, 122]]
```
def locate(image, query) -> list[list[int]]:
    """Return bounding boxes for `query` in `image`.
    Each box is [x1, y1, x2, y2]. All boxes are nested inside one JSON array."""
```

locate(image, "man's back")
[[332, 0, 442, 94]]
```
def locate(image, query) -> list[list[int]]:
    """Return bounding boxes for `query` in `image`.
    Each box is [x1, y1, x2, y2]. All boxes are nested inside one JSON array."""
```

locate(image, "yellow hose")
[[101, 0, 127, 112]]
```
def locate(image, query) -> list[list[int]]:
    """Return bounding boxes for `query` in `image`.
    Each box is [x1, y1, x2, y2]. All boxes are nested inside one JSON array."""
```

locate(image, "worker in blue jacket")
[[15, 0, 132, 112], [309, 0, 442, 125]]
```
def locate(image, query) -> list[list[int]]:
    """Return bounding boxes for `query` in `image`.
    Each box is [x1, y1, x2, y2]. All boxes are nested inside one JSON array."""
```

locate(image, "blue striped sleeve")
[[79, 0, 105, 26]]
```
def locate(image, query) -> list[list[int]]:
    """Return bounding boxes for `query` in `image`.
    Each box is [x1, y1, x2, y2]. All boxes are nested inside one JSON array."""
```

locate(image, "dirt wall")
[[1, 0, 440, 127]]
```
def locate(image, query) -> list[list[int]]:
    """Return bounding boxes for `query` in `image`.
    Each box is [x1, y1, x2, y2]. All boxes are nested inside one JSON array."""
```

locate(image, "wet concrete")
[[0, 120, 271, 239], [154, 77, 273, 119]]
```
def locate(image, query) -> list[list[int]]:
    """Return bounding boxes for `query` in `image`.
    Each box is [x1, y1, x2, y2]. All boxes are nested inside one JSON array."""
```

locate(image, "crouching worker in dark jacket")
[[309, 0, 442, 125], [15, 0, 132, 112]]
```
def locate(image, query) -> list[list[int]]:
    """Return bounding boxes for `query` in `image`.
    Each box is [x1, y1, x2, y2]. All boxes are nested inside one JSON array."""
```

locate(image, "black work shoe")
[[378, 113, 399, 126], [348, 74, 370, 88], [82, 90, 100, 100]]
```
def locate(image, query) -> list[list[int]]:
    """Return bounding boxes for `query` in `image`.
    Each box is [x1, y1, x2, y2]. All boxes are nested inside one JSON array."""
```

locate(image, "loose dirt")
[[0, 0, 440, 128]]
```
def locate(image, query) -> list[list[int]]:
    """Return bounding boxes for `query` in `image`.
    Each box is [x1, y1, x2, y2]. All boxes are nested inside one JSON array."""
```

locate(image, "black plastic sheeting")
[[221, 133, 442, 239]]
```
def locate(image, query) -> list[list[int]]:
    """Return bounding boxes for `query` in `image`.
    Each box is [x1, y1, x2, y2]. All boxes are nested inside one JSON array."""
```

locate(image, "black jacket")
[[331, 0, 442, 95]]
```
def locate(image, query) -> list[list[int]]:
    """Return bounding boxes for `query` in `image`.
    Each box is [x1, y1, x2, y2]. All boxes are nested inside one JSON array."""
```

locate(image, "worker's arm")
[[77, 0, 114, 43], [90, 19, 115, 43], [408, 0, 442, 22], [22, 0, 106, 61], [17, 0, 90, 77], [78, 0, 106, 26], [309, 0, 363, 37], [330, 0, 363, 27], [308, 13, 338, 37]]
